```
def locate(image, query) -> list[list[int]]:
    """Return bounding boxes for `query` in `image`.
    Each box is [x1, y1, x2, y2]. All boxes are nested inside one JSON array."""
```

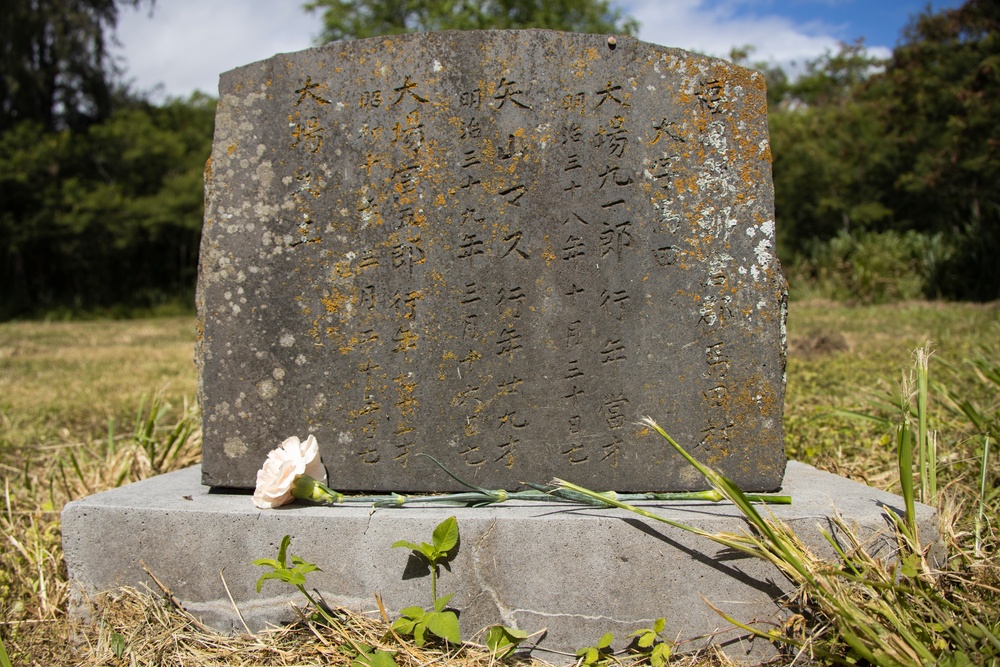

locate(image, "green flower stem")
[[291, 475, 344, 505]]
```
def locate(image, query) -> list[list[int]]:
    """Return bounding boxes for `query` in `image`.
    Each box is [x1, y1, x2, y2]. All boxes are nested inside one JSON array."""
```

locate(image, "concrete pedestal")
[[62, 461, 939, 663]]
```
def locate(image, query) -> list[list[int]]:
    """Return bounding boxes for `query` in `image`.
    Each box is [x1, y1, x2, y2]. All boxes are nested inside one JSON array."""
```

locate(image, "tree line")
[[0, 0, 996, 319]]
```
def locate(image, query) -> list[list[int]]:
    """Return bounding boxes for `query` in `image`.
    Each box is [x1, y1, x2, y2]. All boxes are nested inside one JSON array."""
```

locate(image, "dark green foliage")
[[0, 95, 213, 319], [304, 0, 638, 43], [768, 0, 1000, 301], [1, 0, 151, 133]]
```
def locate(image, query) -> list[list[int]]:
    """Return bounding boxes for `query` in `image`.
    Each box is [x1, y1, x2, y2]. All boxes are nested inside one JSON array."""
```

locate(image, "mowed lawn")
[[2, 301, 995, 458], [0, 317, 199, 451]]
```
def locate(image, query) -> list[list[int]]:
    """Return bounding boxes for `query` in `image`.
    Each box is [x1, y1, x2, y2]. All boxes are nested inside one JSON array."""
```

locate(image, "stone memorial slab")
[[196, 30, 787, 492]]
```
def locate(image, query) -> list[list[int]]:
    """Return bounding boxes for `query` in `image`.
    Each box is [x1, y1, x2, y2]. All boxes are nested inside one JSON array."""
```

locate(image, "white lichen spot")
[[738, 265, 748, 275], [754, 238, 774, 269], [346, 251, 356, 261], [313, 393, 326, 410], [337, 431, 353, 444], [273, 367, 285, 381], [256, 144, 266, 157], [646, 85, 656, 92], [230, 303, 241, 315], [257, 379, 278, 400], [761, 220, 775, 238], [295, 354, 307, 366], [282, 175, 293, 185], [746, 226, 756, 238], [279, 333, 295, 347], [224, 291, 232, 301], [433, 59, 443, 72], [757, 299, 767, 310], [224, 436, 247, 458], [336, 102, 345, 110], [750, 264, 760, 281]]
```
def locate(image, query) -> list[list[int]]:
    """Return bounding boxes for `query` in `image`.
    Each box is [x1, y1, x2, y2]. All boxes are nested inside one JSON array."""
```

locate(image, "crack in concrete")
[[470, 518, 519, 627], [363, 507, 378, 538], [510, 609, 657, 625]]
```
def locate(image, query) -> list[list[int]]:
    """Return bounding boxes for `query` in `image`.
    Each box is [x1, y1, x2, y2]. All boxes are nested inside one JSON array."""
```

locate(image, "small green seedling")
[[576, 631, 615, 666], [628, 618, 672, 667], [484, 624, 529, 659], [110, 632, 127, 660], [253, 536, 398, 665], [391, 516, 461, 645], [253, 535, 321, 597]]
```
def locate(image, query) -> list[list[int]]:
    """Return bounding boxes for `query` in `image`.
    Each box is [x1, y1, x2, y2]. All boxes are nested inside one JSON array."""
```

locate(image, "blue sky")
[[113, 0, 966, 101], [695, 0, 962, 48]]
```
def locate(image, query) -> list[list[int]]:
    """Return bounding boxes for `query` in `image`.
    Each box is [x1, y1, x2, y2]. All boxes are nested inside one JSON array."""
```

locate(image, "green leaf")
[[637, 630, 655, 648], [432, 516, 459, 554], [418, 543, 438, 563], [277, 534, 292, 568], [900, 552, 921, 578], [653, 617, 665, 634], [255, 570, 291, 593], [251, 558, 281, 568], [391, 539, 421, 551], [367, 650, 398, 667], [651, 642, 671, 666], [485, 625, 528, 658], [392, 616, 417, 636], [424, 609, 461, 644], [597, 632, 614, 649], [110, 632, 126, 659], [434, 592, 454, 612], [413, 622, 427, 646], [398, 605, 425, 620]]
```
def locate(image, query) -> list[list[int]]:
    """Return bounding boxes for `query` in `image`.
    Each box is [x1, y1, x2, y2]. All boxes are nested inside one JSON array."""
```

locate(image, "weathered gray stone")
[[196, 30, 787, 492], [63, 462, 942, 663]]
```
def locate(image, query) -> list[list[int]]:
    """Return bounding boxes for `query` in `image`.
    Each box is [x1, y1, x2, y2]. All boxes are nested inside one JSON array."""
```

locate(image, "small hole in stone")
[[607, 36, 617, 50]]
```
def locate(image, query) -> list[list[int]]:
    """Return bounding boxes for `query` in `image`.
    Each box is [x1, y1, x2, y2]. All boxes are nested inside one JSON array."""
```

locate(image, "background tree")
[[765, 0, 999, 301], [304, 0, 638, 43], [0, 0, 151, 132], [881, 0, 1000, 299]]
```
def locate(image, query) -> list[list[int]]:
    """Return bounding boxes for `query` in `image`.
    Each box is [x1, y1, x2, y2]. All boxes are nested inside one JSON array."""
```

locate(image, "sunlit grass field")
[[1, 301, 998, 665]]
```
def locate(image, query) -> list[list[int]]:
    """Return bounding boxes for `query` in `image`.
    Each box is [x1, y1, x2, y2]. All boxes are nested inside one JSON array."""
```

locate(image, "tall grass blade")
[[0, 632, 12, 667], [977, 433, 991, 558], [896, 417, 917, 539], [915, 346, 931, 502]]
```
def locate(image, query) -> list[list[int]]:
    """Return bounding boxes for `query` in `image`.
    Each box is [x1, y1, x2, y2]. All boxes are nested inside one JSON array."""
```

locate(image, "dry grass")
[[1, 302, 998, 665]]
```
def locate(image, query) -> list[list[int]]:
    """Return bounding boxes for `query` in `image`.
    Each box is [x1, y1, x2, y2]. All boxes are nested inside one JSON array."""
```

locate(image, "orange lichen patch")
[[203, 156, 213, 181], [481, 139, 497, 161], [227, 144, 238, 156]]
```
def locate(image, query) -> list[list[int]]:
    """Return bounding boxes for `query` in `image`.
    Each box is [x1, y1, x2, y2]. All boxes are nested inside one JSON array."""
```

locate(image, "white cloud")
[[627, 0, 888, 72], [113, 0, 323, 101], [112, 0, 893, 101]]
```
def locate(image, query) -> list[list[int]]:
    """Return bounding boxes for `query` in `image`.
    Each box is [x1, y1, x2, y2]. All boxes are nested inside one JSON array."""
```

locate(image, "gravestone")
[[196, 30, 787, 493]]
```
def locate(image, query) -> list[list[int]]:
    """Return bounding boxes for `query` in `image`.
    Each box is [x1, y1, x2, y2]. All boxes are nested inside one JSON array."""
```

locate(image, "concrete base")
[[62, 462, 939, 663]]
